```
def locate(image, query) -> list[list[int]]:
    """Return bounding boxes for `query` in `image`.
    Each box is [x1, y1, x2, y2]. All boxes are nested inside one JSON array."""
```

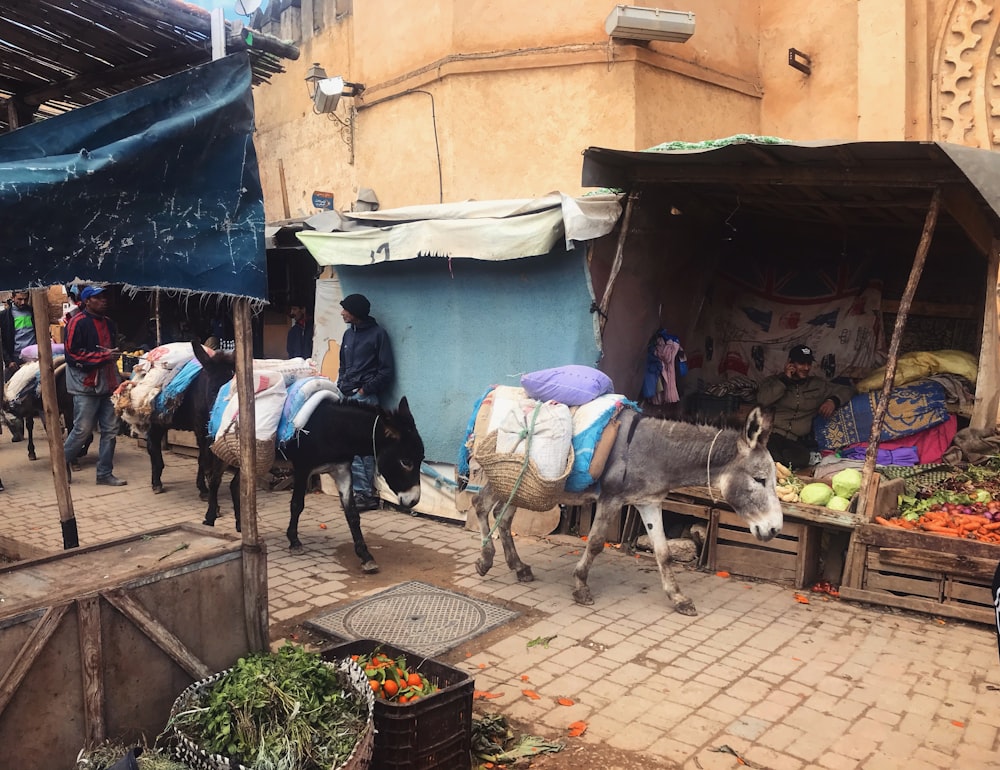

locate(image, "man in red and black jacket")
[[63, 286, 127, 486]]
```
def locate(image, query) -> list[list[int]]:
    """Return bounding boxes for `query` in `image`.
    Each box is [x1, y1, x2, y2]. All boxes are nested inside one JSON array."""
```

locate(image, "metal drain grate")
[[305, 581, 520, 657]]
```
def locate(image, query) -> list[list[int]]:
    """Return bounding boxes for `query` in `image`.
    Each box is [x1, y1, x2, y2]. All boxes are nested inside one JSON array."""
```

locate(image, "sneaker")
[[96, 474, 127, 487], [355, 496, 380, 512]]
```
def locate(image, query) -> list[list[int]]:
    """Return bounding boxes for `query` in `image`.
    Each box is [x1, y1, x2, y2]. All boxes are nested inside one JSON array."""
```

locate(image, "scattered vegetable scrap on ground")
[[810, 581, 840, 597], [710, 743, 761, 768], [556, 697, 574, 706], [527, 635, 557, 648], [567, 720, 587, 737], [715, 571, 731, 578], [522, 689, 541, 700], [473, 690, 504, 700], [472, 713, 564, 765], [793, 594, 810, 604], [351, 649, 439, 704]]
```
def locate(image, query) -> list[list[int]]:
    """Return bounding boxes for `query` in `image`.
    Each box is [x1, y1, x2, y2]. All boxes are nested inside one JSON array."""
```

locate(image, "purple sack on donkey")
[[520, 365, 613, 406]]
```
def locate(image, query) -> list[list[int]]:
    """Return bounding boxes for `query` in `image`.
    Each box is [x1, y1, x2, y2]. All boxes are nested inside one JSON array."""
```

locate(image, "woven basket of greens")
[[167, 644, 375, 770]]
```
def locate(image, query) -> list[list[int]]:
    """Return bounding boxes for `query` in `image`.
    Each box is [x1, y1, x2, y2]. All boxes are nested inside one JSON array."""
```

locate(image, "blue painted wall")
[[335, 245, 599, 463]]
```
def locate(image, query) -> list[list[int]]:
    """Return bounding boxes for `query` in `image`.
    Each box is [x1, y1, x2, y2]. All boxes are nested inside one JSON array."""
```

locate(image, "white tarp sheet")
[[295, 192, 622, 266]]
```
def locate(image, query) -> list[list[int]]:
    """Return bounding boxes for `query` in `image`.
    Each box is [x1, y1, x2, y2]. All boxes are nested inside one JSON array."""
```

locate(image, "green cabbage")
[[826, 495, 851, 511], [800, 482, 834, 506], [831, 468, 863, 499]]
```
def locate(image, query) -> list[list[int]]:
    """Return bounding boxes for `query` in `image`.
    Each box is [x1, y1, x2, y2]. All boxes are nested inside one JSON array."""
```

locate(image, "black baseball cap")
[[788, 344, 815, 364]]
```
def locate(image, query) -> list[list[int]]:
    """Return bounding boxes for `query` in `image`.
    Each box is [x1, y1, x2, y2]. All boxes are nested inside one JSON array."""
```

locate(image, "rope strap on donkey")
[[482, 402, 543, 546]]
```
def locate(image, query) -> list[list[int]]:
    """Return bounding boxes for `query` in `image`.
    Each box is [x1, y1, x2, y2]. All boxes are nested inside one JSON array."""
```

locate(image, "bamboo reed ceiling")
[[0, 0, 298, 133]]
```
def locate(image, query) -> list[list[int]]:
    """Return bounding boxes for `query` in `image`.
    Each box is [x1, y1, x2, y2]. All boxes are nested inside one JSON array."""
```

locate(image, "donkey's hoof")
[[572, 587, 595, 605], [152, 485, 164, 495], [516, 566, 535, 583], [361, 560, 380, 574], [674, 597, 698, 616], [475, 557, 493, 577], [202, 517, 216, 527], [289, 543, 304, 555], [28, 453, 37, 461]]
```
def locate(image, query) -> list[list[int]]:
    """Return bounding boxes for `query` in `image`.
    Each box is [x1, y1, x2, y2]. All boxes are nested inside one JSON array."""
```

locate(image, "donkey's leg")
[[473, 484, 498, 576], [287, 464, 314, 553], [147, 426, 166, 493], [637, 503, 696, 615], [496, 500, 533, 582], [572, 501, 616, 605], [340, 463, 378, 573], [230, 470, 241, 533], [195, 433, 211, 500], [25, 415, 36, 461], [202, 455, 225, 527]]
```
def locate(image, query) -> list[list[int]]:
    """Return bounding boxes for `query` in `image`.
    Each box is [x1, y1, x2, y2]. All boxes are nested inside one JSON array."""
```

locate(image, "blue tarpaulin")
[[0, 54, 266, 299]]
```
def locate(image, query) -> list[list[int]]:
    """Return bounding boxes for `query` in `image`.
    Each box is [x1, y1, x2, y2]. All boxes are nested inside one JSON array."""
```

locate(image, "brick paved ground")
[[2, 431, 999, 769]]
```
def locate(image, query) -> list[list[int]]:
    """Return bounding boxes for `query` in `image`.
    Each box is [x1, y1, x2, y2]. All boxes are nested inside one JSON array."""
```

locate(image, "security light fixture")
[[305, 64, 365, 114], [605, 5, 695, 43]]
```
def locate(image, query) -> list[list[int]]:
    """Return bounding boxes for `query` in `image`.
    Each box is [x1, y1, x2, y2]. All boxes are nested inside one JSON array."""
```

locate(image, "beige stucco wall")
[[251, 0, 995, 220]]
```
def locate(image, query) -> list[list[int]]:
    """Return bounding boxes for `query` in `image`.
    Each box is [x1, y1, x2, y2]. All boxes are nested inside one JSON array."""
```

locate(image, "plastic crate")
[[321, 639, 474, 770]]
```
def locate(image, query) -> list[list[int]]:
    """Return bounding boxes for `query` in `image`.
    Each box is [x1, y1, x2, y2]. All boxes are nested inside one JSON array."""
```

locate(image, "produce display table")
[[664, 486, 855, 588], [842, 521, 999, 625]]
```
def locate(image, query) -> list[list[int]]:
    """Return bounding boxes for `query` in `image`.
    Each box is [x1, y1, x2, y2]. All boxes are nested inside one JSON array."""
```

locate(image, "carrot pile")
[[875, 510, 1000, 543]]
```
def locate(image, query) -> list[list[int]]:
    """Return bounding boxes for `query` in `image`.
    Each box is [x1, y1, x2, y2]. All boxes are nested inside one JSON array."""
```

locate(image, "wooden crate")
[[840, 523, 999, 625], [707, 509, 821, 588], [0, 524, 252, 768]]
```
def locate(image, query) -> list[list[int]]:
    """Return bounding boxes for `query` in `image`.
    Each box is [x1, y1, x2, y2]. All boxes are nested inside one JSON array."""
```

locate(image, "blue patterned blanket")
[[814, 379, 949, 451]]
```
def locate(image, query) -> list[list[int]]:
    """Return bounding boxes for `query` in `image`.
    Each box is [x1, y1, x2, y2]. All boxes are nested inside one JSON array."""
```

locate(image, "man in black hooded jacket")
[[338, 293, 394, 510]]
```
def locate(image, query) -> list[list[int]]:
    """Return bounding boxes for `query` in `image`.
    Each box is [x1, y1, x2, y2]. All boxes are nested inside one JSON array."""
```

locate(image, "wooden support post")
[[30, 288, 77, 548], [233, 299, 269, 652], [845, 189, 940, 589], [971, 238, 1000, 430], [857, 188, 941, 520], [597, 189, 638, 335]]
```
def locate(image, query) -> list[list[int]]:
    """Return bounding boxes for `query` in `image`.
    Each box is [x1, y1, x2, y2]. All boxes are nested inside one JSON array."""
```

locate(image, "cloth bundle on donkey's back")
[[113, 342, 203, 435], [463, 365, 636, 511], [207, 359, 326, 474], [3, 357, 65, 407]]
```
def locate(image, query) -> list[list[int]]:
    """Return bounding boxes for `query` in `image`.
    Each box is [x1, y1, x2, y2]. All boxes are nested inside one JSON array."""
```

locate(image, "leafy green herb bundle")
[[170, 644, 369, 770]]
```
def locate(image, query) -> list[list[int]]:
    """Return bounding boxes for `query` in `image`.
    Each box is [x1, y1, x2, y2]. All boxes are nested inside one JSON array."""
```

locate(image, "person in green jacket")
[[756, 344, 853, 469]]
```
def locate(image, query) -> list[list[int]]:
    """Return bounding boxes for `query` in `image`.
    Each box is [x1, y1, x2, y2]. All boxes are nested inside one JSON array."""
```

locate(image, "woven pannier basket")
[[210, 429, 276, 477], [472, 431, 573, 512], [168, 657, 375, 770]]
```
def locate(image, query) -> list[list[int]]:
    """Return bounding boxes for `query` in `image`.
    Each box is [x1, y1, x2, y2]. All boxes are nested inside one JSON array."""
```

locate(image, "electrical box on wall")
[[604, 5, 695, 43]]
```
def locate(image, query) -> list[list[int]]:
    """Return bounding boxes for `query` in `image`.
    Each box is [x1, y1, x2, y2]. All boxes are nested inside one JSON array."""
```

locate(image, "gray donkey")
[[472, 406, 783, 615]]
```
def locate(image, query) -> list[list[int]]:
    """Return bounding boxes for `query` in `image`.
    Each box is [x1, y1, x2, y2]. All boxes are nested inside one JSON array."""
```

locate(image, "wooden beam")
[[30, 287, 77, 548], [0, 604, 69, 718], [971, 238, 1000, 430], [857, 188, 941, 521], [103, 590, 212, 681], [941, 185, 996, 257], [597, 189, 638, 335], [233, 300, 270, 652], [77, 596, 106, 745]]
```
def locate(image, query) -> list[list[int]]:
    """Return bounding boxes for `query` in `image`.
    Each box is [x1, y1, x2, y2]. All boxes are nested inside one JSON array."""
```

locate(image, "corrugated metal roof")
[[0, 0, 298, 133]]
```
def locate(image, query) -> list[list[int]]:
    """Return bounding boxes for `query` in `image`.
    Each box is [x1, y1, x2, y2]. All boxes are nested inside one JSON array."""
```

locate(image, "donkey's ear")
[[741, 406, 772, 451], [397, 396, 410, 417]]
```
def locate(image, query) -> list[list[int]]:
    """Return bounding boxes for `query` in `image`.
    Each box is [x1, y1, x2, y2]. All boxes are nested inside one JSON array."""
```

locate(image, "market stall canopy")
[[581, 138, 1000, 255], [295, 193, 623, 265], [0, 54, 267, 299], [0, 0, 298, 134]]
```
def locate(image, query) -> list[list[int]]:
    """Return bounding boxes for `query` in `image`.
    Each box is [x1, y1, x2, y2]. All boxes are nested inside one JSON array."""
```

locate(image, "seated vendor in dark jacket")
[[756, 344, 853, 469]]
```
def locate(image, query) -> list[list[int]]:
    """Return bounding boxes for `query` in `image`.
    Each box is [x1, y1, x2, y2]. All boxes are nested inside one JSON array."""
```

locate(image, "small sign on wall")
[[312, 191, 335, 210]]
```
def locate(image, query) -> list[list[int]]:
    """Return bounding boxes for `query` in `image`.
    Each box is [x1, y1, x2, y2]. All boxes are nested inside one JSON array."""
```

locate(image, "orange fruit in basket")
[[382, 679, 399, 698], [407, 673, 423, 687]]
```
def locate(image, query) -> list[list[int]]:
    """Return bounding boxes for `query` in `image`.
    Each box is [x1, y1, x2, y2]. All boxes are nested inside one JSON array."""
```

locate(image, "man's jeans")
[[65, 393, 117, 479], [347, 392, 379, 500]]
